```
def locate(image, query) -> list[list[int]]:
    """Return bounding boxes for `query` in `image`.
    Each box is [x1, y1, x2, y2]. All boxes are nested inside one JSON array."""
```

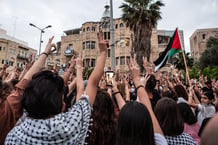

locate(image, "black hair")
[[86, 89, 116, 145], [145, 74, 156, 92], [116, 101, 155, 145], [174, 84, 189, 101], [178, 102, 197, 125], [155, 97, 184, 136], [21, 70, 64, 119]]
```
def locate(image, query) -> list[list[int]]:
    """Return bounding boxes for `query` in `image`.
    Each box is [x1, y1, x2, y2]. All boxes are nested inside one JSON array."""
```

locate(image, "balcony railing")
[[17, 54, 28, 60], [64, 49, 78, 56]]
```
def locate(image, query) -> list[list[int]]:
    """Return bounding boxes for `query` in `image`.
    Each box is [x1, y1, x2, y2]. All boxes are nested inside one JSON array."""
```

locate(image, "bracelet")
[[112, 91, 121, 96], [135, 85, 144, 94], [41, 52, 48, 57]]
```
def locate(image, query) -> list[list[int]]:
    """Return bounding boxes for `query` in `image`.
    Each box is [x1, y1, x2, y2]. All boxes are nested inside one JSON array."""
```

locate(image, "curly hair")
[[86, 89, 117, 145]]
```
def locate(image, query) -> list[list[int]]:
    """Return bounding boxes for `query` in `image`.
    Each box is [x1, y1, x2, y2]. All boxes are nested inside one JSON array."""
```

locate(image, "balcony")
[[17, 54, 28, 60], [64, 49, 78, 57]]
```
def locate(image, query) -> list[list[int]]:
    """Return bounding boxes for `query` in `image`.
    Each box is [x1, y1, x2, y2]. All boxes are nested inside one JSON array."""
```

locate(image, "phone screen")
[[105, 71, 114, 85]]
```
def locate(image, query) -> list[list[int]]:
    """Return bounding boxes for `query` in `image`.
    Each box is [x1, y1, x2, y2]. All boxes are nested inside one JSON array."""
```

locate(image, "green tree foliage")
[[189, 66, 199, 79], [172, 51, 194, 71], [119, 0, 164, 69], [199, 35, 218, 69]]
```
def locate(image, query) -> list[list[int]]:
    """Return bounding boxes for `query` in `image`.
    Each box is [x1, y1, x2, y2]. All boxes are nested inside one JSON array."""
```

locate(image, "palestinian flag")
[[154, 28, 182, 72]]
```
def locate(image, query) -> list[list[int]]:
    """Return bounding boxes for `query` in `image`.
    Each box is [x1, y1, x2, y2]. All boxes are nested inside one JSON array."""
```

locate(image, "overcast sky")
[[0, 0, 218, 53]]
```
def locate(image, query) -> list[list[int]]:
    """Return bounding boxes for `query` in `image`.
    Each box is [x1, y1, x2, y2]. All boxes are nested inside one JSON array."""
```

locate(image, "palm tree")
[[119, 0, 164, 70]]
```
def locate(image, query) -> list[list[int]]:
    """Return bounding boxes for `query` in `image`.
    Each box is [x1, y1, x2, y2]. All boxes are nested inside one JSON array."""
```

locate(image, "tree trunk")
[[133, 24, 152, 72]]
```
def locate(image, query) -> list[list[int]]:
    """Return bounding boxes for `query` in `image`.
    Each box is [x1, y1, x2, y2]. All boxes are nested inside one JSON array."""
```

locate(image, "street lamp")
[[101, 0, 115, 71], [29, 23, 52, 55]]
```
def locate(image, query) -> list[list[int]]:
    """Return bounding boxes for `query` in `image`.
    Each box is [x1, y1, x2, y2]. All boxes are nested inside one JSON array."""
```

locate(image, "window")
[[1, 59, 4, 64], [83, 42, 86, 49], [91, 59, 96, 67], [85, 59, 90, 67], [115, 24, 118, 29], [108, 32, 110, 40], [87, 27, 90, 32], [202, 34, 206, 39], [116, 57, 119, 66], [92, 27, 96, 32], [86, 41, 90, 49], [91, 41, 95, 49], [0, 46, 1, 51], [120, 56, 125, 65], [120, 23, 124, 28], [83, 28, 85, 32], [126, 56, 130, 64], [104, 32, 107, 40], [3, 47, 6, 51], [107, 49, 111, 57]]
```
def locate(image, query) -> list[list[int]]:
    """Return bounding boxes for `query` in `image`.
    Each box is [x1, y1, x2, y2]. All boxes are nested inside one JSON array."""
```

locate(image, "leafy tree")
[[199, 35, 218, 69], [119, 0, 164, 69], [172, 51, 194, 71], [189, 66, 200, 79]]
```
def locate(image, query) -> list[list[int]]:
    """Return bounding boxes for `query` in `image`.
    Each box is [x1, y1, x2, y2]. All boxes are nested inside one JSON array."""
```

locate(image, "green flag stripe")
[[168, 49, 181, 58]]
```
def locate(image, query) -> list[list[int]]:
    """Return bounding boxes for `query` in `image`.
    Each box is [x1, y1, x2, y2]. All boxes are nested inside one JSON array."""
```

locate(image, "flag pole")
[[177, 27, 191, 87]]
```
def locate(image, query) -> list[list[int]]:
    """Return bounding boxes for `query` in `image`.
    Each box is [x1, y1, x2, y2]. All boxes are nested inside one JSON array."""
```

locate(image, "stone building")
[[47, 5, 184, 73], [190, 28, 218, 62], [0, 28, 37, 70]]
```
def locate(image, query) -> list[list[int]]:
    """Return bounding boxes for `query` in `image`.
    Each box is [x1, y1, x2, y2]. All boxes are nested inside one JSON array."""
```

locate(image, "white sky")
[[0, 0, 218, 53]]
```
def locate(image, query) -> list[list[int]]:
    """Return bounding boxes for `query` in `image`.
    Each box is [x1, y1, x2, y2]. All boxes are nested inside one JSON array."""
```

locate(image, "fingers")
[[97, 31, 103, 41], [49, 36, 54, 43], [51, 44, 57, 52]]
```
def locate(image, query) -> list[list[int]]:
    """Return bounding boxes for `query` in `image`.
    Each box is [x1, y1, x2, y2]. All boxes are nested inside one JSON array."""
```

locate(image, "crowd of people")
[[0, 31, 218, 145]]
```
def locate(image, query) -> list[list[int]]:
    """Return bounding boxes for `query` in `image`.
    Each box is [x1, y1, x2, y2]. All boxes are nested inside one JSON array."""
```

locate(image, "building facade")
[[47, 6, 184, 73], [0, 28, 37, 70], [190, 28, 218, 62]]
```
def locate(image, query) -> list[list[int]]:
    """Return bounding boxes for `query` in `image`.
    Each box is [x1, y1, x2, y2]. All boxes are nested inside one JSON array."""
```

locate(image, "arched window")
[[202, 34, 206, 39], [115, 24, 118, 29], [87, 27, 90, 32], [120, 23, 124, 28]]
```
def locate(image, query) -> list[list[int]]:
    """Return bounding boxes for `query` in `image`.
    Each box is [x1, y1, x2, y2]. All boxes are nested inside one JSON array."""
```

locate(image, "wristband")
[[135, 85, 144, 94], [41, 52, 48, 57], [112, 91, 121, 96]]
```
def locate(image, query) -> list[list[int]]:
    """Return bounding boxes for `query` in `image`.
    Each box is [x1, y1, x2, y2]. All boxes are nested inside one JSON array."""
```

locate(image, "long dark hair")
[[116, 101, 155, 145], [178, 102, 197, 125], [86, 89, 117, 145], [155, 97, 184, 136]]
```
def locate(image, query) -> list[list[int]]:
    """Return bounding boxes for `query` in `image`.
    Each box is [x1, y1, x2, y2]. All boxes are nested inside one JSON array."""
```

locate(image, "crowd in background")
[[1, 31, 218, 145]]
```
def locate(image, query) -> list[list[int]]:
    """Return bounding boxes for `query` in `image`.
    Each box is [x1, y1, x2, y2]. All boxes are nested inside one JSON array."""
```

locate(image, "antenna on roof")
[[12, 16, 18, 38]]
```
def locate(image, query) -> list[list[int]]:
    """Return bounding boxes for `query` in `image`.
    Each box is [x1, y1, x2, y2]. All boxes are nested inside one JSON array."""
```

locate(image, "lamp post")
[[109, 0, 115, 71], [29, 23, 52, 55]]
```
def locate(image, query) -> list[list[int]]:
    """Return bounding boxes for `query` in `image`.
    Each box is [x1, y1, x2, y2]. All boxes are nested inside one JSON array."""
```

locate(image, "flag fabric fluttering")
[[153, 28, 182, 72]]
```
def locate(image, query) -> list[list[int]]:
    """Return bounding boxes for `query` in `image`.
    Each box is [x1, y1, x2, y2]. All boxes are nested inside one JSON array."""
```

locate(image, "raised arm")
[[128, 58, 164, 135], [23, 36, 56, 80], [62, 56, 76, 85], [76, 55, 84, 101], [85, 31, 107, 106], [112, 77, 126, 110]]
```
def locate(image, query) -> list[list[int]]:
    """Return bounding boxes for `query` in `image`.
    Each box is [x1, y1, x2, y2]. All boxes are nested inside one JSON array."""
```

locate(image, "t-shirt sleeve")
[[154, 133, 168, 145], [198, 104, 203, 111]]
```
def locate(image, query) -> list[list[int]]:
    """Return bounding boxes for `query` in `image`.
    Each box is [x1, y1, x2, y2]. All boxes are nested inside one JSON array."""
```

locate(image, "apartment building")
[[190, 28, 218, 62], [0, 28, 37, 70]]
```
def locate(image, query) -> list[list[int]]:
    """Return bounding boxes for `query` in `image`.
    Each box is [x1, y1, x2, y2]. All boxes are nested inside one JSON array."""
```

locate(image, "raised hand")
[[127, 57, 140, 82], [97, 31, 108, 54], [44, 36, 57, 55], [76, 54, 83, 69]]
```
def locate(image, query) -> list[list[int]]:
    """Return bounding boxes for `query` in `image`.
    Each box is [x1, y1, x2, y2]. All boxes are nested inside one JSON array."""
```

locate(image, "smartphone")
[[105, 71, 114, 86]]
